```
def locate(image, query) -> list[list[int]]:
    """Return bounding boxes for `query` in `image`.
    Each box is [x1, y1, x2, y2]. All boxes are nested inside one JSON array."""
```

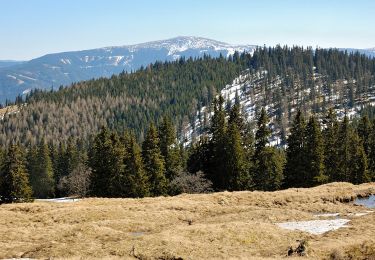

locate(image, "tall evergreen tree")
[[0, 144, 32, 203], [254, 108, 271, 157], [158, 116, 180, 181], [208, 95, 227, 190], [337, 115, 351, 181], [256, 147, 285, 191], [284, 110, 307, 187], [142, 123, 168, 196], [253, 108, 283, 190], [357, 115, 372, 156], [123, 132, 150, 197], [107, 132, 127, 197], [89, 126, 115, 197], [305, 116, 327, 186], [348, 132, 369, 184], [322, 109, 339, 182], [28, 141, 55, 198], [225, 123, 248, 190], [368, 119, 375, 180]]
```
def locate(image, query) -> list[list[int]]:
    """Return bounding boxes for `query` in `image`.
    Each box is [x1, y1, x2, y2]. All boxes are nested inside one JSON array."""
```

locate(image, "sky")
[[0, 0, 374, 60]]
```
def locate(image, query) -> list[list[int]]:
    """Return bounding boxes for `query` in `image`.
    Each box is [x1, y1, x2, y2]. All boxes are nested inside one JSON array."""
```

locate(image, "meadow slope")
[[0, 182, 374, 259]]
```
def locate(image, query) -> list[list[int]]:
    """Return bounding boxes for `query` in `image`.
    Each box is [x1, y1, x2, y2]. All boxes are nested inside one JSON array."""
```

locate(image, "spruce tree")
[[142, 123, 167, 196], [284, 110, 307, 187], [323, 109, 339, 182], [253, 108, 283, 190], [225, 123, 248, 190], [348, 132, 369, 184], [0, 144, 32, 203], [357, 115, 372, 156], [369, 119, 375, 180], [89, 126, 114, 197], [158, 116, 180, 181], [28, 141, 55, 198], [107, 132, 127, 197], [123, 132, 150, 197], [65, 137, 80, 177], [256, 147, 285, 191], [208, 95, 227, 190], [305, 116, 327, 186], [254, 108, 271, 157], [337, 115, 351, 181]]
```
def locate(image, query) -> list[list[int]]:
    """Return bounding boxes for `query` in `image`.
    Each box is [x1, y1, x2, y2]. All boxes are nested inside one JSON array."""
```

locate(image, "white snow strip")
[[276, 219, 350, 235], [348, 211, 373, 217], [36, 197, 80, 203], [314, 213, 340, 217], [22, 89, 31, 95], [18, 74, 37, 81], [7, 74, 17, 80]]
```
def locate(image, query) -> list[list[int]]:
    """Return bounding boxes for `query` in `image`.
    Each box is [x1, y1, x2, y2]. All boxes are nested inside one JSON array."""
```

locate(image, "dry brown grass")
[[0, 182, 374, 259], [0, 105, 19, 117]]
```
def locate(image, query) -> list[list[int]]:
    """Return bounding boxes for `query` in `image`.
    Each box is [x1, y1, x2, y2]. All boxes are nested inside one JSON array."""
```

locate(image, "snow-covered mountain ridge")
[[0, 36, 256, 103]]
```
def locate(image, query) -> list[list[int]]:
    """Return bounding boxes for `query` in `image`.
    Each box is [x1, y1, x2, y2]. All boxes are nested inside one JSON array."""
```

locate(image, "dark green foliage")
[[28, 141, 55, 198], [337, 116, 351, 181], [254, 108, 271, 157], [0, 144, 32, 203], [106, 132, 127, 197], [186, 137, 211, 175], [284, 110, 307, 188], [305, 116, 327, 185], [253, 108, 284, 190], [323, 109, 340, 182], [158, 116, 181, 181], [369, 119, 375, 180], [358, 115, 372, 156], [255, 147, 285, 191], [225, 123, 248, 190], [123, 132, 150, 198], [208, 96, 227, 190], [142, 123, 168, 196], [89, 127, 116, 197], [348, 133, 370, 184]]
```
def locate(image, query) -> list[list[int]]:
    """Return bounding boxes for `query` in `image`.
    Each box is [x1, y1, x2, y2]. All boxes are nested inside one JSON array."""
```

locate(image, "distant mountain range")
[[0, 36, 374, 103], [0, 36, 256, 103], [0, 60, 25, 68]]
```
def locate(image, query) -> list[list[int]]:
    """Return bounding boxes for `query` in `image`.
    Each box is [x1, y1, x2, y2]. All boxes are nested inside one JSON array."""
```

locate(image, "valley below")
[[1, 182, 374, 259]]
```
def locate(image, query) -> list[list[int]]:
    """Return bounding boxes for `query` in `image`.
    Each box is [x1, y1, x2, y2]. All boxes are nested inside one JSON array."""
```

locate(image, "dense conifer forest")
[[1, 46, 375, 202]]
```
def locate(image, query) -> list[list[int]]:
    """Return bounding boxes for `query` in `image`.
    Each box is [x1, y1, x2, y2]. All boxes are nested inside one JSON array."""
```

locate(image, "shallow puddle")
[[354, 195, 375, 208]]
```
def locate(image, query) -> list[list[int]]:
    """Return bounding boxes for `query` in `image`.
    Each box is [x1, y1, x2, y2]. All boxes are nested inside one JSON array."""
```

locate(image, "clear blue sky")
[[1, 0, 374, 60]]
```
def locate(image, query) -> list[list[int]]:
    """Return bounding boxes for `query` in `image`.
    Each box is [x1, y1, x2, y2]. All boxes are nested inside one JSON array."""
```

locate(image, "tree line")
[[1, 46, 374, 149], [189, 97, 374, 191], [1, 97, 374, 203]]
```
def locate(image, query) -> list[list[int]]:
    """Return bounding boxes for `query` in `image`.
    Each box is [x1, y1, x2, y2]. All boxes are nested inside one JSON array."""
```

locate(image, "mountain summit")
[[0, 36, 256, 103]]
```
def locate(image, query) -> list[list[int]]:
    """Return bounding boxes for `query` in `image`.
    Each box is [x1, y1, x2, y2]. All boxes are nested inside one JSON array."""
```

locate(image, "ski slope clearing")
[[0, 182, 374, 259]]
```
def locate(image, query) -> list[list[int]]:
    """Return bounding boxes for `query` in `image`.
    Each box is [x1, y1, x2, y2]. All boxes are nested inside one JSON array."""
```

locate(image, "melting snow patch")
[[276, 219, 350, 235], [36, 197, 80, 203], [314, 213, 340, 218], [348, 211, 373, 217]]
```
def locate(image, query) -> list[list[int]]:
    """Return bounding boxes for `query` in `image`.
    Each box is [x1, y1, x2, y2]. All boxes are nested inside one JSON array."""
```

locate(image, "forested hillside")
[[1, 46, 375, 148], [186, 47, 375, 145], [0, 55, 246, 147], [1, 46, 375, 202]]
